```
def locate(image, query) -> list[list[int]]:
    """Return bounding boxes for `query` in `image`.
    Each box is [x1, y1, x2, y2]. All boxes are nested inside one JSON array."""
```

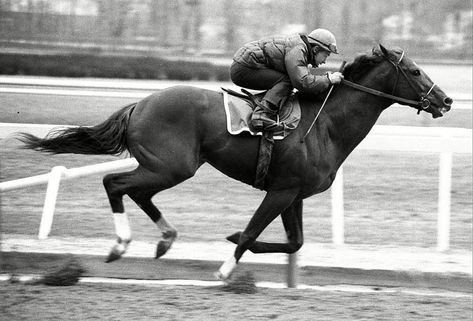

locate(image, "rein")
[[342, 51, 436, 113], [341, 78, 435, 109], [300, 50, 436, 143]]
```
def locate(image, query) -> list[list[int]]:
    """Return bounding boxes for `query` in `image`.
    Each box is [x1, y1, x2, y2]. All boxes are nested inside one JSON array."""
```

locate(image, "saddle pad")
[[222, 91, 301, 140]]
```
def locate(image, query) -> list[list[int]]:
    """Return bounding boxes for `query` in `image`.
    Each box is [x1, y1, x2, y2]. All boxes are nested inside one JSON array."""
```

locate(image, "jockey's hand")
[[327, 72, 344, 84]]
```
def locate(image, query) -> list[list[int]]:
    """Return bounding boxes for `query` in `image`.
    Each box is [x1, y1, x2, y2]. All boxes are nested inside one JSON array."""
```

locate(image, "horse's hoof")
[[155, 231, 176, 259], [155, 240, 172, 259], [216, 256, 237, 281], [214, 271, 230, 283], [105, 251, 122, 263], [226, 232, 241, 244], [105, 239, 129, 263]]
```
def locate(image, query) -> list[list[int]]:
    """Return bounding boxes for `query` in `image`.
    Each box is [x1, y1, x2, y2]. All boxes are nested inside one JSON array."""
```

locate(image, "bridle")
[[301, 51, 437, 143], [341, 50, 436, 114]]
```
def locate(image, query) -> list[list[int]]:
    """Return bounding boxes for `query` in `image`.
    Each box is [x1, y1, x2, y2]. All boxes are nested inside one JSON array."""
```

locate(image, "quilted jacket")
[[233, 34, 331, 94]]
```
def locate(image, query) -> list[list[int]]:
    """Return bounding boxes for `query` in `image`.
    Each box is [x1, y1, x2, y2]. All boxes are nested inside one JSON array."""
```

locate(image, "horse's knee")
[[234, 232, 255, 260], [287, 241, 303, 254], [238, 232, 255, 247]]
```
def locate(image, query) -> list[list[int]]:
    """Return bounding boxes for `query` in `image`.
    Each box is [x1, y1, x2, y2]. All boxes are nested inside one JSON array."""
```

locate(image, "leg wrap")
[[113, 212, 131, 241]]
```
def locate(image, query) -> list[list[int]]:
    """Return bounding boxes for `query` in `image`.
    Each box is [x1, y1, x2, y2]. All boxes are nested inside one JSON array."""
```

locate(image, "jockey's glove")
[[327, 72, 344, 84]]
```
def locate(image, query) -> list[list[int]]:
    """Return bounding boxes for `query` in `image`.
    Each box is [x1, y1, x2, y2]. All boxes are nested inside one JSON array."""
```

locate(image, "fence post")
[[287, 253, 298, 288], [437, 152, 452, 252], [331, 166, 344, 245], [38, 166, 66, 239]]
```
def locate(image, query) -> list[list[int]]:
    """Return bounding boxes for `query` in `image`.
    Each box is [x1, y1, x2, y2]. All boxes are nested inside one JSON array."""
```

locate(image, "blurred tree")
[[95, 0, 130, 39], [340, 2, 352, 51], [69, 0, 78, 37], [95, 0, 108, 37], [223, 0, 237, 51], [26, 0, 33, 35], [0, 0, 12, 11], [111, 2, 129, 38], [182, 0, 202, 51], [304, 0, 323, 29], [149, 0, 170, 45]]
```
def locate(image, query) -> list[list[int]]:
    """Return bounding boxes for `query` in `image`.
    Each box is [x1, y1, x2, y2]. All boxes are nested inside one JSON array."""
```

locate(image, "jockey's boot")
[[250, 100, 284, 132]]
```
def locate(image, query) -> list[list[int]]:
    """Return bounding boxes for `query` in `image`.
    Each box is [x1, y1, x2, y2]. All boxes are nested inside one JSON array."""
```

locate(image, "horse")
[[18, 45, 452, 280]]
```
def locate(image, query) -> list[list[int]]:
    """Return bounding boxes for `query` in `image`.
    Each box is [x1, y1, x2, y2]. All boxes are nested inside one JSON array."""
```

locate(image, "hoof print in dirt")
[[222, 271, 257, 294], [41, 257, 86, 286]]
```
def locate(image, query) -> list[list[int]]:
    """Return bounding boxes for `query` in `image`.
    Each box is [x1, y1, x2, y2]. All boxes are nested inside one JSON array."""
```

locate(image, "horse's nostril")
[[444, 97, 453, 106]]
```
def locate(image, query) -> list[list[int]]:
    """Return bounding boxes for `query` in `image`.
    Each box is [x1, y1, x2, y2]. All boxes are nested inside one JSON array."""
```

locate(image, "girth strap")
[[254, 132, 274, 190]]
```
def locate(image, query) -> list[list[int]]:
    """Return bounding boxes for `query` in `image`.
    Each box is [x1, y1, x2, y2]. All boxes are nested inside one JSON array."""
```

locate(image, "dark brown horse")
[[18, 45, 452, 280]]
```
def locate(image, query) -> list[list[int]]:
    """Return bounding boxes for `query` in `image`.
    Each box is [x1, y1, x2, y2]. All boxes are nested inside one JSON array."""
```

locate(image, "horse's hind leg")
[[127, 190, 177, 258], [103, 165, 191, 262]]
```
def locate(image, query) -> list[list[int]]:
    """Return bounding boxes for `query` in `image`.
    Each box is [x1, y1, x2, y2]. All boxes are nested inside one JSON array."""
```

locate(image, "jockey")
[[230, 28, 344, 131]]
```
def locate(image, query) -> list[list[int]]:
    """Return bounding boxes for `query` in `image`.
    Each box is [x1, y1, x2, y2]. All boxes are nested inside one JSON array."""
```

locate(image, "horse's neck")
[[315, 86, 390, 156]]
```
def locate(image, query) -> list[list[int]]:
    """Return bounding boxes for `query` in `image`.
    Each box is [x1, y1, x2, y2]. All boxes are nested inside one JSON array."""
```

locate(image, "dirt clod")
[[41, 257, 86, 286], [222, 271, 257, 294]]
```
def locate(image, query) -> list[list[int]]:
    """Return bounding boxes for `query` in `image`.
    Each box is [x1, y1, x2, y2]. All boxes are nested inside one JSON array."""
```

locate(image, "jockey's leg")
[[251, 75, 293, 131], [216, 189, 298, 280], [230, 62, 293, 131], [263, 76, 293, 108]]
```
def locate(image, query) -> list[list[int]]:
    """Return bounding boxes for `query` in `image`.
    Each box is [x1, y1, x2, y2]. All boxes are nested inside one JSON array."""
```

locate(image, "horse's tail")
[[17, 103, 136, 155]]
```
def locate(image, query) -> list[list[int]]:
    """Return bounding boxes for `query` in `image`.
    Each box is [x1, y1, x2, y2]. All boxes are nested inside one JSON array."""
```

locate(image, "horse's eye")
[[412, 70, 421, 76]]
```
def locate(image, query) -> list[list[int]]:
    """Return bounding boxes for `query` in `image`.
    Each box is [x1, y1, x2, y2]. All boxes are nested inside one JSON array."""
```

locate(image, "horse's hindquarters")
[[126, 86, 261, 186]]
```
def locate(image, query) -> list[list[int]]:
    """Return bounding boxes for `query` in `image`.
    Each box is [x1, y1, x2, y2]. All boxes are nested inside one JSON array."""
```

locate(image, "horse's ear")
[[379, 44, 389, 57]]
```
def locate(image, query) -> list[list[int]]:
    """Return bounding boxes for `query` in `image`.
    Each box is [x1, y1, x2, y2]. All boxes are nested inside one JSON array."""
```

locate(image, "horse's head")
[[344, 44, 452, 118]]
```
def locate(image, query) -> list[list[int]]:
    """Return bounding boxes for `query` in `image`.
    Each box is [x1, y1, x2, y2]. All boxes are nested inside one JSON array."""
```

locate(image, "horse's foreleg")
[[226, 200, 303, 253], [216, 189, 298, 280]]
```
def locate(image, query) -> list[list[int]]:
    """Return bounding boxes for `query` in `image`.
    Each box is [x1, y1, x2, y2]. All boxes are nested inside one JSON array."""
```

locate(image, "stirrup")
[[255, 100, 278, 114], [250, 114, 284, 132]]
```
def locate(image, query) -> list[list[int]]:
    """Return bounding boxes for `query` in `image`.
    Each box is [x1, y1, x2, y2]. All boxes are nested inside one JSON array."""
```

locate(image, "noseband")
[[341, 51, 436, 113]]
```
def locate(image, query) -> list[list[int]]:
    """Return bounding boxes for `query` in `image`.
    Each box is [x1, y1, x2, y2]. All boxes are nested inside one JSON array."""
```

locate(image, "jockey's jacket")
[[232, 34, 331, 95]]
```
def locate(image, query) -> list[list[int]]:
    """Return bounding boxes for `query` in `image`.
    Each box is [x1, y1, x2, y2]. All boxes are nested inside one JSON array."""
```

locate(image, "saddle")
[[222, 88, 302, 190], [222, 88, 301, 140]]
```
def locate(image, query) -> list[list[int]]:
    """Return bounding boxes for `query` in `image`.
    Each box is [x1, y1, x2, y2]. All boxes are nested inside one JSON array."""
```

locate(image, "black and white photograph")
[[1, 0, 472, 320]]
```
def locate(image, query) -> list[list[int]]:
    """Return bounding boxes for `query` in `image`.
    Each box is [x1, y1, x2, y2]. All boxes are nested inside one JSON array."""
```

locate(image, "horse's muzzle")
[[432, 96, 453, 118], [444, 97, 453, 106]]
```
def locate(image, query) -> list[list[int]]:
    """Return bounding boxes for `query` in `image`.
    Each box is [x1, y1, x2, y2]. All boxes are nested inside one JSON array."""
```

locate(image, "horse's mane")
[[343, 46, 404, 82], [343, 48, 384, 82]]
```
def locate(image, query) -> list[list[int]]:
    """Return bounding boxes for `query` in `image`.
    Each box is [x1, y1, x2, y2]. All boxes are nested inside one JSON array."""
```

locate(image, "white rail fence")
[[1, 123, 471, 253]]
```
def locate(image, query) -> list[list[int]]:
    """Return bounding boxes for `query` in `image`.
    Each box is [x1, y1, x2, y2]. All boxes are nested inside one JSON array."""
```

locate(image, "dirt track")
[[1, 281, 471, 321]]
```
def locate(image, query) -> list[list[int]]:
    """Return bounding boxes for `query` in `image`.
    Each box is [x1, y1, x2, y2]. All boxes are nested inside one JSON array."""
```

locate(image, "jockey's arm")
[[285, 47, 331, 95]]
